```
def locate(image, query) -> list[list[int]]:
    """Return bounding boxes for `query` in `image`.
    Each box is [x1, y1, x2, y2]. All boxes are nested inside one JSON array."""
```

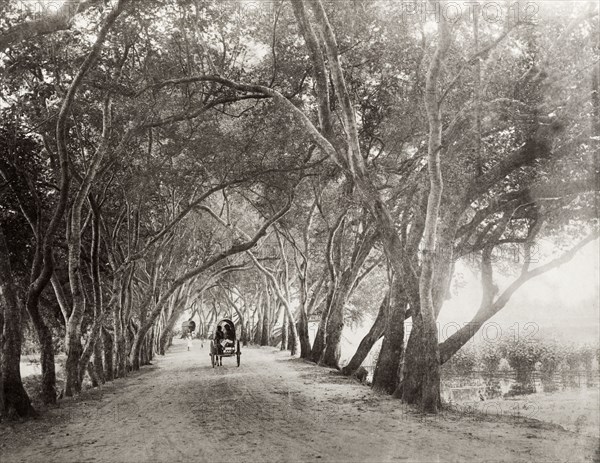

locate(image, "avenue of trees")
[[0, 0, 598, 417]]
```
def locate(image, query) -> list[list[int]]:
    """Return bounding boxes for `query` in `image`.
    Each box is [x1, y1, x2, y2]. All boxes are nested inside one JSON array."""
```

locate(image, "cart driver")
[[223, 324, 234, 346]]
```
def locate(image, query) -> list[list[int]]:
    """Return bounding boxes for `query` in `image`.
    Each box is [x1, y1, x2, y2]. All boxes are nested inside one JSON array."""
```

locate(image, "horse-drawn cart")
[[210, 318, 241, 367]]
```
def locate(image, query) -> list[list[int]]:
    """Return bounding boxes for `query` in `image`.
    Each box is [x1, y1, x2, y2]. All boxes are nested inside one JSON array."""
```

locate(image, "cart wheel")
[[237, 353, 240, 367]]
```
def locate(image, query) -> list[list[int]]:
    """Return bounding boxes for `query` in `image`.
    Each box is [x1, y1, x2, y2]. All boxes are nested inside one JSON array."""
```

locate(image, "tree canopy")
[[0, 0, 598, 417]]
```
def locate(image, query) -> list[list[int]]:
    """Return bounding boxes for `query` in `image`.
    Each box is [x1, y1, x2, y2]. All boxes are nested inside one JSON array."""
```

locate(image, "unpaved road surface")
[[1, 340, 598, 463]]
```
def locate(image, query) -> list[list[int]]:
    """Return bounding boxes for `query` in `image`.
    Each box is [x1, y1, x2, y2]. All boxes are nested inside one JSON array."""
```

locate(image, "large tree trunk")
[[283, 304, 299, 355], [102, 327, 113, 381], [153, 319, 162, 355], [113, 270, 130, 377], [271, 302, 283, 347], [158, 327, 170, 356], [131, 322, 153, 371], [309, 285, 332, 362], [241, 319, 248, 346], [287, 321, 296, 351], [159, 296, 184, 355], [398, 318, 424, 403], [309, 315, 327, 362], [78, 319, 103, 386], [87, 361, 100, 388], [124, 293, 135, 372], [86, 200, 105, 386], [319, 296, 343, 368], [143, 335, 151, 364], [404, 279, 442, 411], [147, 326, 155, 363], [0, 226, 36, 418], [297, 307, 311, 358], [26, 299, 57, 404], [92, 334, 105, 384], [399, 5, 451, 413], [23, 235, 57, 405], [140, 334, 148, 366], [372, 287, 407, 394], [113, 304, 126, 377], [342, 292, 388, 376], [63, 323, 83, 396], [0, 304, 4, 415]]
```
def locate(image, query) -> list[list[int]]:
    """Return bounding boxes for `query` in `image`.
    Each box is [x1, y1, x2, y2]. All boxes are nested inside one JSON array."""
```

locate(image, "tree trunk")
[[319, 296, 343, 368], [400, 5, 451, 413], [0, 226, 36, 418], [130, 322, 152, 371], [321, 224, 376, 369], [297, 305, 311, 359], [102, 327, 114, 380], [372, 288, 406, 394], [261, 288, 273, 346], [140, 335, 148, 366], [287, 321, 295, 351], [342, 292, 388, 376], [241, 319, 248, 346], [22, 229, 58, 405], [399, 319, 441, 409], [78, 318, 103, 386], [261, 306, 270, 346], [124, 306, 135, 372], [158, 328, 170, 356], [86, 199, 105, 386], [113, 302, 126, 377], [63, 324, 83, 396], [159, 309, 180, 355], [147, 327, 155, 363], [153, 321, 161, 356], [280, 308, 288, 350], [0, 305, 4, 416], [92, 334, 105, 384], [26, 302, 57, 404], [309, 313, 327, 363], [309, 285, 332, 363], [87, 361, 100, 388], [254, 301, 263, 344]]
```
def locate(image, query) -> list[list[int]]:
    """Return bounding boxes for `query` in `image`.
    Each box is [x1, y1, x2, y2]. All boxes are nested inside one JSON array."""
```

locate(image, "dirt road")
[[1, 340, 598, 463]]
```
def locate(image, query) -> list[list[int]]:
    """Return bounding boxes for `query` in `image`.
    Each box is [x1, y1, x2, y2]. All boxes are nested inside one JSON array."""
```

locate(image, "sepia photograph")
[[0, 0, 598, 461]]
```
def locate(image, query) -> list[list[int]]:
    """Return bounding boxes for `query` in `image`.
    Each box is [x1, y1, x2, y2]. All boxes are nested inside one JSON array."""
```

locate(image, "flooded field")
[[440, 371, 600, 437]]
